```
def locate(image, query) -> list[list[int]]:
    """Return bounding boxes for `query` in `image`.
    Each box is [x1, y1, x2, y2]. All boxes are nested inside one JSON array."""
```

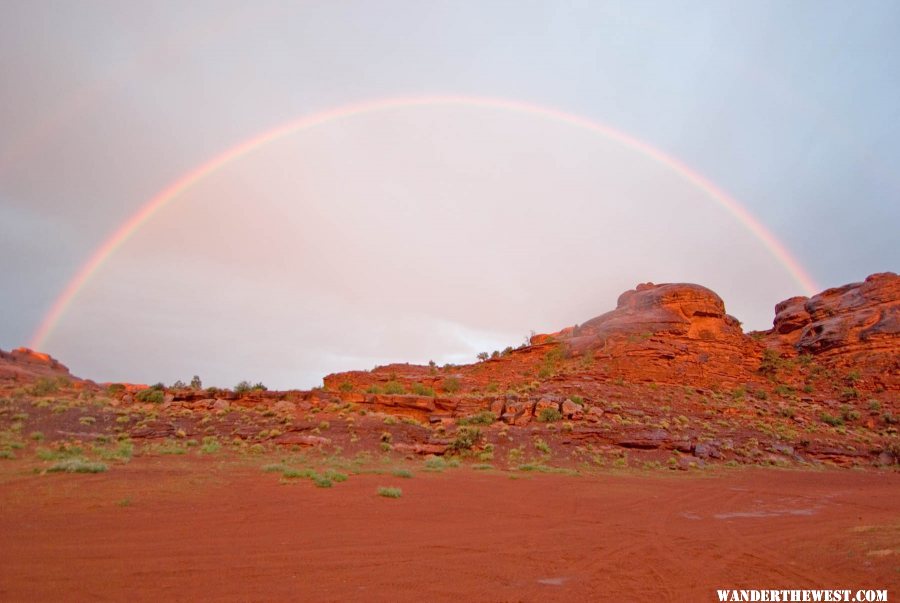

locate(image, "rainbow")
[[29, 94, 819, 349]]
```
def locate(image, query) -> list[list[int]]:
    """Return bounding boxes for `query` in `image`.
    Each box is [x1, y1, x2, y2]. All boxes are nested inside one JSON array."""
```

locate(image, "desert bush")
[[28, 377, 60, 396], [458, 411, 494, 426], [537, 407, 563, 423], [377, 486, 402, 498], [200, 436, 221, 454], [423, 456, 459, 472], [442, 377, 461, 393], [758, 349, 783, 376], [410, 382, 435, 397], [451, 426, 482, 451], [840, 387, 859, 400], [383, 381, 405, 395], [135, 388, 164, 404], [48, 458, 107, 473], [820, 413, 844, 427]]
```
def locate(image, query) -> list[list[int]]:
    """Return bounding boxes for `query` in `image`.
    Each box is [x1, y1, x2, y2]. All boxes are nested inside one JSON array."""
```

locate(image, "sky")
[[1, 0, 898, 389]]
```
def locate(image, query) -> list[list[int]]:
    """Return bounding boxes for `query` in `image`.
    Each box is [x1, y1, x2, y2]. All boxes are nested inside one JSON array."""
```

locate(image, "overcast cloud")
[[1, 1, 898, 388]]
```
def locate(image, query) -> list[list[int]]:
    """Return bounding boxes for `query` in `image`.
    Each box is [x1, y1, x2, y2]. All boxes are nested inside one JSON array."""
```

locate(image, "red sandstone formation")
[[317, 273, 898, 430], [764, 272, 899, 392], [2, 273, 896, 468], [0, 347, 78, 382]]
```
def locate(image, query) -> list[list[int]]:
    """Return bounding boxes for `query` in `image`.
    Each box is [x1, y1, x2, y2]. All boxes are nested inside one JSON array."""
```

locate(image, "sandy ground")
[[1, 458, 898, 602]]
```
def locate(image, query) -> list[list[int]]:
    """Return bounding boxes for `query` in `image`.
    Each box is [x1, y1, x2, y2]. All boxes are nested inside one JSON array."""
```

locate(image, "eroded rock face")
[[769, 272, 899, 356], [0, 347, 78, 382], [325, 273, 900, 410], [579, 282, 744, 341], [553, 282, 757, 387], [767, 272, 899, 392]]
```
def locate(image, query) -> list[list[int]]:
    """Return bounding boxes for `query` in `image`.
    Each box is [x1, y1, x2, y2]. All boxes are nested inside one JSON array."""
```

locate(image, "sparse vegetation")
[[135, 387, 165, 404], [458, 411, 494, 426], [451, 426, 482, 451], [821, 413, 844, 427], [383, 381, 405, 395], [199, 436, 221, 454], [533, 438, 551, 454], [442, 376, 461, 393], [234, 381, 267, 394], [377, 486, 402, 498], [410, 382, 435, 397], [48, 458, 108, 473], [537, 407, 562, 423]]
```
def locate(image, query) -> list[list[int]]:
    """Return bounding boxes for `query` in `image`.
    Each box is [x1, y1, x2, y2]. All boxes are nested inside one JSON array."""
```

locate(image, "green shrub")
[[339, 381, 354, 392], [106, 383, 126, 395], [377, 486, 402, 498], [311, 474, 333, 488], [391, 468, 412, 478], [48, 458, 108, 473], [774, 384, 794, 397], [458, 411, 494, 426], [537, 407, 562, 423], [451, 426, 482, 451], [135, 388, 164, 404], [324, 469, 348, 483], [758, 349, 782, 376], [569, 395, 584, 406], [840, 387, 859, 400], [821, 413, 844, 427], [28, 377, 60, 396], [423, 456, 459, 472], [410, 382, 435, 397], [199, 436, 221, 454], [383, 381, 405, 395], [841, 407, 861, 422], [442, 377, 461, 393]]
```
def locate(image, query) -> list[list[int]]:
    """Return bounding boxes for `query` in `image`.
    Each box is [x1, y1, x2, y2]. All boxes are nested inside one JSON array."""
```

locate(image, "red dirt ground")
[[1, 458, 897, 601]]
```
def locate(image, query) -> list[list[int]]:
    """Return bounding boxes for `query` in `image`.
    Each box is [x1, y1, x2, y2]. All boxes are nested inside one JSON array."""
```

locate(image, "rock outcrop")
[[0, 347, 78, 382], [550, 282, 758, 386], [3, 274, 896, 470], [764, 272, 899, 391]]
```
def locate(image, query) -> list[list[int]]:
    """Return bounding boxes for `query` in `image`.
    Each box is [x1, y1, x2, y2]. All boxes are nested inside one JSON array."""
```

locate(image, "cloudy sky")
[[1, 1, 898, 388]]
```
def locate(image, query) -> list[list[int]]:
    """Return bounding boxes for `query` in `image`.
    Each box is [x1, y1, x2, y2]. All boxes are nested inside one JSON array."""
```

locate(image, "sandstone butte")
[[1, 272, 897, 468]]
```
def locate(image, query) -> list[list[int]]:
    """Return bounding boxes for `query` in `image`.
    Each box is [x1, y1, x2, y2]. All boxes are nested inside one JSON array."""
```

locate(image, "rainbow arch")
[[29, 94, 818, 349]]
